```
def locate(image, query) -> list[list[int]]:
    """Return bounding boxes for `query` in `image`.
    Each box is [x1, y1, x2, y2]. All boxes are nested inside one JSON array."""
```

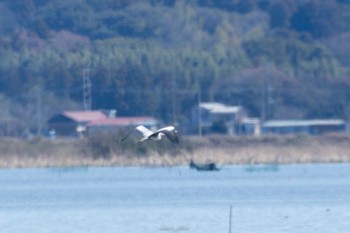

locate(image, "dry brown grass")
[[1, 134, 350, 168]]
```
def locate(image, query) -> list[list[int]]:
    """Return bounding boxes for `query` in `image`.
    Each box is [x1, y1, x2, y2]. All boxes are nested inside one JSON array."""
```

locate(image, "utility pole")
[[266, 63, 273, 120], [171, 75, 177, 126], [83, 66, 92, 111], [261, 63, 273, 121], [36, 89, 42, 136], [261, 84, 266, 121], [198, 88, 202, 137]]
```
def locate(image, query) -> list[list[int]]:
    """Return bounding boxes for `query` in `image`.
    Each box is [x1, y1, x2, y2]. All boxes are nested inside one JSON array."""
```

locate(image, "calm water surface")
[[0, 163, 350, 233]]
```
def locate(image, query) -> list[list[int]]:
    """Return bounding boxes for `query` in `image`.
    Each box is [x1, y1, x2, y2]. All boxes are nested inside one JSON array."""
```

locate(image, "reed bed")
[[0, 134, 350, 168]]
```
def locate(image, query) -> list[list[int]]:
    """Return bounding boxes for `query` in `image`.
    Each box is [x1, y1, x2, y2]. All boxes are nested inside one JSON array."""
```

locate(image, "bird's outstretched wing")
[[122, 125, 179, 143], [121, 125, 154, 142], [135, 125, 154, 138], [163, 130, 179, 143], [154, 126, 179, 143]]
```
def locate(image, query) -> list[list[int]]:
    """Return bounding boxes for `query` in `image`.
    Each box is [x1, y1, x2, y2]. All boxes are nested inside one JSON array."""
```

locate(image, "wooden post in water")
[[229, 205, 232, 233]]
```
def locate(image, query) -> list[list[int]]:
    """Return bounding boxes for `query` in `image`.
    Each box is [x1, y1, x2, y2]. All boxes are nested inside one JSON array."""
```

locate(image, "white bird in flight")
[[121, 125, 179, 143]]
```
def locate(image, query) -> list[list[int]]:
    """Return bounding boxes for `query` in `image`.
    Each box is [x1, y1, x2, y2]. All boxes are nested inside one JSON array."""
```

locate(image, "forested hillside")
[[1, 0, 350, 136]]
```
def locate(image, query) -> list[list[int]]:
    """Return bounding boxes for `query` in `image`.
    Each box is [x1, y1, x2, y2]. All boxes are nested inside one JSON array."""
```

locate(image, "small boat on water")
[[189, 160, 220, 171]]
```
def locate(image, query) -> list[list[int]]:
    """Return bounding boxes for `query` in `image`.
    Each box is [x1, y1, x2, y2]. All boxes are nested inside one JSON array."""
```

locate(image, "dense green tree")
[[268, 0, 296, 28], [242, 38, 341, 79], [291, 0, 342, 38]]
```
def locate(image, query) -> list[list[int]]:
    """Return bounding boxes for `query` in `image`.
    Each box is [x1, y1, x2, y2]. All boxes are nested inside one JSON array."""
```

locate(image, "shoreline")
[[1, 134, 350, 168], [1, 146, 350, 169]]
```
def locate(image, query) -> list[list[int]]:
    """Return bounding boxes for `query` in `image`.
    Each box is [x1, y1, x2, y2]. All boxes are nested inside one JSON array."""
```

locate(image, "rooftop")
[[263, 119, 345, 128], [63, 111, 107, 122], [88, 116, 159, 126]]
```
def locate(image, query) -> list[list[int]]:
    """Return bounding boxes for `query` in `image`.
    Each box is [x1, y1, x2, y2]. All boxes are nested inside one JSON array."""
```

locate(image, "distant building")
[[191, 102, 258, 135], [240, 118, 261, 136], [87, 116, 159, 135], [48, 110, 160, 137], [262, 119, 346, 135], [48, 110, 107, 137]]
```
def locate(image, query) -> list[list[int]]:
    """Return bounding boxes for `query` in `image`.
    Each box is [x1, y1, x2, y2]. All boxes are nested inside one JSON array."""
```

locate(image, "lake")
[[0, 163, 349, 233]]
